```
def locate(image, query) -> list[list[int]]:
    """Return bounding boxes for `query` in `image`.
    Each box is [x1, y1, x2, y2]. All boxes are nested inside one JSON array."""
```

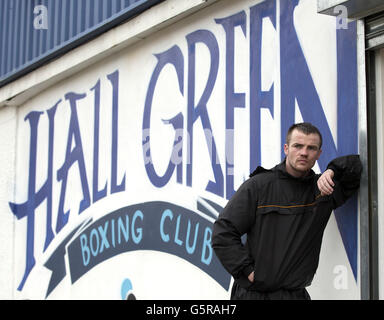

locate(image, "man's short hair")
[[286, 122, 323, 149]]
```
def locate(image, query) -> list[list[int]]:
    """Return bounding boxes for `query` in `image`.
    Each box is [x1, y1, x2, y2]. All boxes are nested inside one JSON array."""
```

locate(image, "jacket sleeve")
[[326, 154, 362, 209], [212, 178, 257, 281]]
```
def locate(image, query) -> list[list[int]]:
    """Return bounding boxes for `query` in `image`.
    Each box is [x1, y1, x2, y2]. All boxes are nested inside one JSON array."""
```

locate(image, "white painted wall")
[[0, 0, 361, 300], [0, 105, 17, 299]]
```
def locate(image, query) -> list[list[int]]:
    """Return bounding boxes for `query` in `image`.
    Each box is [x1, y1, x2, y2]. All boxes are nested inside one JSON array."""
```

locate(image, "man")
[[212, 122, 362, 300]]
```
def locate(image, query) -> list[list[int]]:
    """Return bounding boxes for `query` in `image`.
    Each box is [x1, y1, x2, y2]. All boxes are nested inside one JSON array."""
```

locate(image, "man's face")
[[284, 129, 322, 177]]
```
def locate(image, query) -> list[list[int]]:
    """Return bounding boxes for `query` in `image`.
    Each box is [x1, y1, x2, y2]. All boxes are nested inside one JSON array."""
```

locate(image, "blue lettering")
[[9, 100, 60, 291], [174, 214, 183, 246], [186, 29, 223, 197], [132, 210, 143, 244], [249, 0, 276, 171], [90, 229, 99, 257], [186, 220, 199, 254], [118, 215, 129, 244], [98, 222, 110, 253], [11, 70, 128, 290], [56, 92, 91, 233], [91, 79, 108, 203], [108, 70, 126, 194], [201, 227, 213, 265], [335, 22, 359, 279], [215, 11, 247, 199], [44, 104, 58, 251], [111, 218, 116, 247], [143, 46, 184, 187], [80, 234, 90, 266], [160, 209, 173, 242]]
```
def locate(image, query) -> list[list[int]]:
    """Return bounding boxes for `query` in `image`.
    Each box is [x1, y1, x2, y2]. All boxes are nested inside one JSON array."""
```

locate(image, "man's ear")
[[316, 149, 322, 160], [284, 144, 289, 156]]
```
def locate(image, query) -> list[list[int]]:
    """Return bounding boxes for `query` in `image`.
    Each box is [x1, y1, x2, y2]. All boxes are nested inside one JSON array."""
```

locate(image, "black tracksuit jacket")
[[212, 155, 362, 299]]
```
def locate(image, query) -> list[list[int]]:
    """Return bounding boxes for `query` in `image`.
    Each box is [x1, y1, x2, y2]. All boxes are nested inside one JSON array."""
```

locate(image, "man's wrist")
[[242, 265, 254, 278]]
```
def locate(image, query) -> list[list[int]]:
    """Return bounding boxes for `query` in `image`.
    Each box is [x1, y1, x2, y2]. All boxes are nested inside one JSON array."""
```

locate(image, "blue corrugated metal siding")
[[0, 0, 164, 87]]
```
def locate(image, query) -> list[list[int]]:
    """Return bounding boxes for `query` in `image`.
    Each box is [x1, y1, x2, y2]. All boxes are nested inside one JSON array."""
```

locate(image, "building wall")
[[0, 0, 361, 299], [0, 105, 17, 299]]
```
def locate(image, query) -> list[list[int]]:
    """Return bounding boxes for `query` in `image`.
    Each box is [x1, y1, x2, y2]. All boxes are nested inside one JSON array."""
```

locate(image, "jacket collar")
[[272, 158, 316, 182]]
